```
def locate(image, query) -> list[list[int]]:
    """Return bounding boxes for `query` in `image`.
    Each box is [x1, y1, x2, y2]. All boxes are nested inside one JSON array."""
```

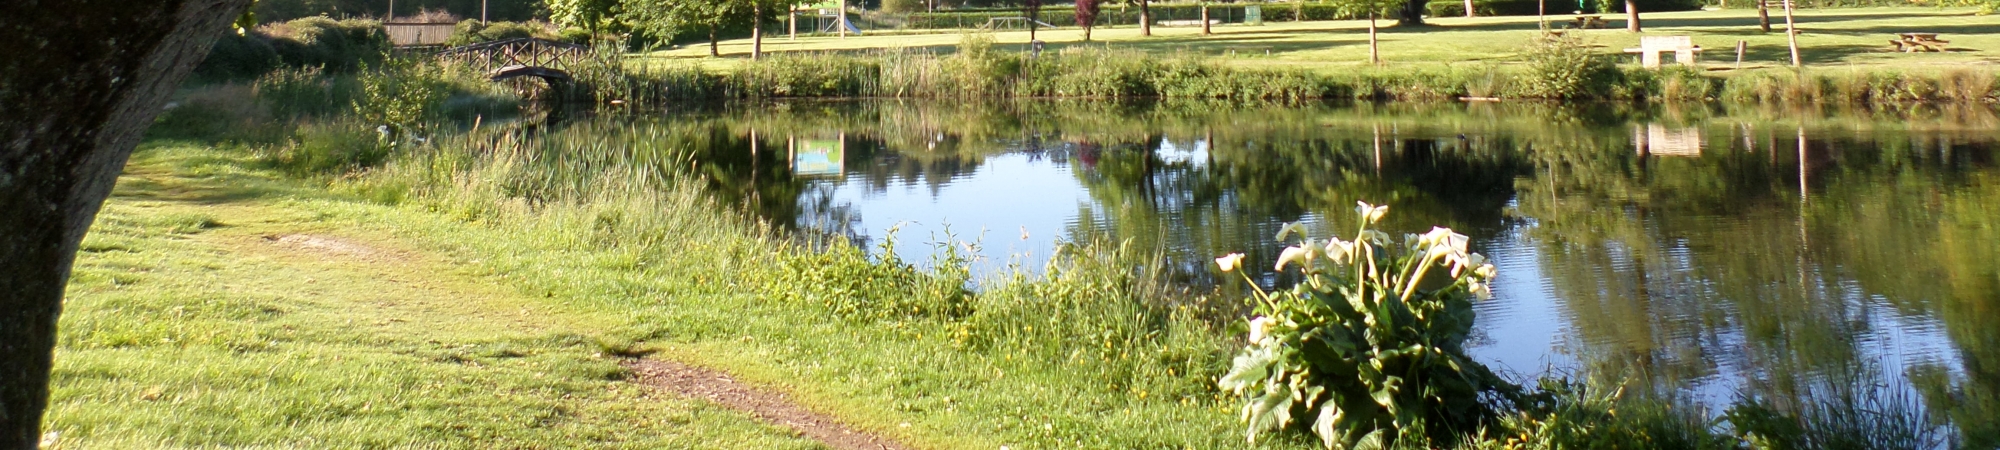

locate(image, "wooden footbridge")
[[436, 38, 592, 86]]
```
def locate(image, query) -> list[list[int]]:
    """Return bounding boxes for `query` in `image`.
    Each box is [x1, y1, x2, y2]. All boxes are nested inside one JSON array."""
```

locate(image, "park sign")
[[792, 137, 844, 177]]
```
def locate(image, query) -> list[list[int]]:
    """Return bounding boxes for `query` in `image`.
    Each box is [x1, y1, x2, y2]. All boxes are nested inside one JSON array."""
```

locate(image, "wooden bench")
[[1567, 15, 1606, 29], [1624, 35, 1702, 69], [1890, 32, 1949, 52]]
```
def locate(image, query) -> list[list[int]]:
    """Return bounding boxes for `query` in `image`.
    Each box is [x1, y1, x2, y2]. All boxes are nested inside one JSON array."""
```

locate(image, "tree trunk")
[[752, 3, 764, 61], [1399, 0, 1426, 26], [1369, 12, 1380, 64], [1464, 0, 1475, 17], [1626, 0, 1641, 32], [1201, 5, 1211, 35], [1140, 0, 1151, 36], [1758, 0, 1772, 32], [0, 0, 251, 446], [709, 26, 720, 57]]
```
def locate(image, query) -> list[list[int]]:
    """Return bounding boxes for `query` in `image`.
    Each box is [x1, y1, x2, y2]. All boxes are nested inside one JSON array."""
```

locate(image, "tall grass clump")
[[964, 238, 1228, 400], [771, 231, 973, 321], [1472, 380, 1733, 450], [1218, 203, 1515, 448]]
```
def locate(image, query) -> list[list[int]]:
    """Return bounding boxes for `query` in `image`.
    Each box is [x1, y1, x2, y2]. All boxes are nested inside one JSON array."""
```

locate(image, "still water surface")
[[653, 100, 1999, 419]]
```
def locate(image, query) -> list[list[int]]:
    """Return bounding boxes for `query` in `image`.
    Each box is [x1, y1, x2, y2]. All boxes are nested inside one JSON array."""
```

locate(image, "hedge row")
[[195, 17, 391, 80]]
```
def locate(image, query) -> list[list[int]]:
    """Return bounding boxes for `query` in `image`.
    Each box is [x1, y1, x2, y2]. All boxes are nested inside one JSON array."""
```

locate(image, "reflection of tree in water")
[[1069, 126, 1530, 287], [1518, 126, 2000, 440]]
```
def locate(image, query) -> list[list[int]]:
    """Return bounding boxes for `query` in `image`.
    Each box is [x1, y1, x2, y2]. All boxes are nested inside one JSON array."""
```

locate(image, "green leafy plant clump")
[[1218, 202, 1515, 449]]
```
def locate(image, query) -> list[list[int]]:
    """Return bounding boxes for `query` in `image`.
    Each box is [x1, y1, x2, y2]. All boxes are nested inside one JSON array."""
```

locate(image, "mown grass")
[[48, 143, 824, 449]]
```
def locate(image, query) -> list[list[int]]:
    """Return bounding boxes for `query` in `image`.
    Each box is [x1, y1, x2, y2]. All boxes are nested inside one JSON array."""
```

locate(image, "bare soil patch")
[[624, 359, 909, 450]]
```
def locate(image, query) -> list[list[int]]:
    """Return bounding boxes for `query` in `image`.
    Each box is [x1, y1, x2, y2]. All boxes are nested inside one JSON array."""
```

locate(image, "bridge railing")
[[436, 38, 594, 73]]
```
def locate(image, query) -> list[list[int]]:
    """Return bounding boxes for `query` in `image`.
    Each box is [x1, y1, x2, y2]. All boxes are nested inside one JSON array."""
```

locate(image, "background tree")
[[1075, 0, 1100, 41], [1758, 0, 1771, 32], [1397, 0, 1428, 25], [1, 0, 252, 446], [1625, 0, 1641, 31], [1025, 0, 1042, 41], [548, 0, 622, 31], [620, 0, 739, 56], [1130, 0, 1152, 36]]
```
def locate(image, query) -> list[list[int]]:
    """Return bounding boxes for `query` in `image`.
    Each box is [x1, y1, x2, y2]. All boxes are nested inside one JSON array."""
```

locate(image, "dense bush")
[[196, 17, 389, 80], [445, 19, 553, 46], [1518, 32, 1618, 99]]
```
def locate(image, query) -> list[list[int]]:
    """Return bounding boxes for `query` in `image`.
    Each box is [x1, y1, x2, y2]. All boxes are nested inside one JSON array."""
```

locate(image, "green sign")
[[1245, 5, 1262, 25], [793, 139, 843, 177]]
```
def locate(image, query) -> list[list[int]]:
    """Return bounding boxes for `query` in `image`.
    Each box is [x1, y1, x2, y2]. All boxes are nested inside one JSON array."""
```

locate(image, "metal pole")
[[482, 0, 488, 23]]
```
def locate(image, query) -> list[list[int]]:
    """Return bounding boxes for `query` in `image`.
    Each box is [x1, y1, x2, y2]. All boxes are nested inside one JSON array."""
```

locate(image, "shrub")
[[884, 0, 929, 13], [445, 20, 551, 47], [1218, 203, 1515, 448], [1519, 32, 1617, 99], [194, 31, 282, 81], [263, 17, 390, 73], [351, 58, 451, 138]]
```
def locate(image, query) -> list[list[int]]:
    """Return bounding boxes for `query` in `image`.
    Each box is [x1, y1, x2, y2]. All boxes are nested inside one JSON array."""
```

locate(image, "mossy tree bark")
[[0, 0, 251, 446]]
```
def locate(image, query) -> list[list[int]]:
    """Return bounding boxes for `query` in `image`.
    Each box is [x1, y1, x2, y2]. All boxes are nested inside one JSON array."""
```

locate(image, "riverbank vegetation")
[[49, 53, 1998, 447]]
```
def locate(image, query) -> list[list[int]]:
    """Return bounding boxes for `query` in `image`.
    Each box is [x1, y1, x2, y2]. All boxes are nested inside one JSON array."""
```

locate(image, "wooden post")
[[1735, 40, 1746, 69], [789, 8, 797, 40], [481, 0, 488, 23], [1783, 0, 1800, 67], [387, 0, 394, 21], [839, 0, 848, 38]]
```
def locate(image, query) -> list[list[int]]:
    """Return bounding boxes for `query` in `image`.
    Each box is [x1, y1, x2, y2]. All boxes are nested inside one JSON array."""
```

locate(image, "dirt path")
[[624, 359, 910, 450]]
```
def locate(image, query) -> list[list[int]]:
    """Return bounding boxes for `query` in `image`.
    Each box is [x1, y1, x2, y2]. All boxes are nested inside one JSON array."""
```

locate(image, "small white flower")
[[1215, 253, 1246, 272], [1325, 238, 1355, 264], [1274, 246, 1312, 271], [1474, 262, 1497, 279], [1469, 280, 1493, 300], [1248, 316, 1276, 343], [1355, 201, 1389, 223]]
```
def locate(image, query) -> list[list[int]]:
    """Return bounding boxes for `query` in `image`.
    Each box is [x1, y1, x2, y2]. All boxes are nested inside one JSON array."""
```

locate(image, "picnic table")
[[1890, 33, 1949, 52], [1567, 15, 1606, 29], [1624, 35, 1702, 69]]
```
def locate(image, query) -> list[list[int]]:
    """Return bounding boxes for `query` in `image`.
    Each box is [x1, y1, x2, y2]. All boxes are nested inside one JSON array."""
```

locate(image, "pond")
[[589, 99, 1999, 422]]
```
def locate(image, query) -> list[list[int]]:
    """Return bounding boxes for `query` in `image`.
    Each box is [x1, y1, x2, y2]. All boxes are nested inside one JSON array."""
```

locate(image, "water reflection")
[[635, 100, 2000, 440]]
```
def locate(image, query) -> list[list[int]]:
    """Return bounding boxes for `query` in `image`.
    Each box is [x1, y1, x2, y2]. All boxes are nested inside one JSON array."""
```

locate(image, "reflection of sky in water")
[[825, 153, 1088, 277]]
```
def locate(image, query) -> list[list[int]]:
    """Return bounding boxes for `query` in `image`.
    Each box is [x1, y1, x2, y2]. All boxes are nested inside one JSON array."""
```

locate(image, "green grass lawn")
[[639, 7, 2000, 73], [46, 142, 826, 449]]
